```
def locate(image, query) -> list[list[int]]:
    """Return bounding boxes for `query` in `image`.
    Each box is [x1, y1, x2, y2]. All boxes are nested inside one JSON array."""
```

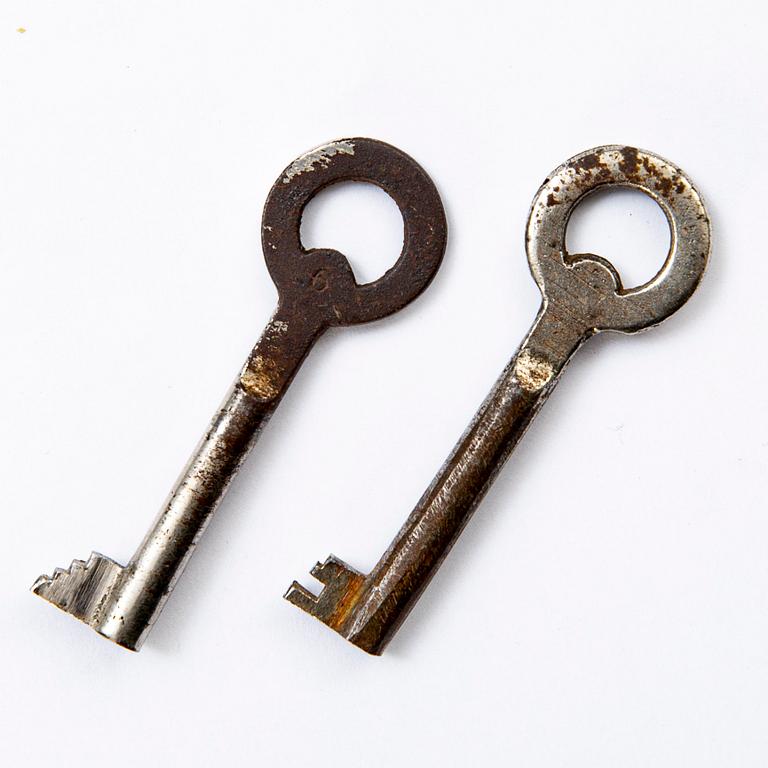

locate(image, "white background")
[[1, 1, 766, 766]]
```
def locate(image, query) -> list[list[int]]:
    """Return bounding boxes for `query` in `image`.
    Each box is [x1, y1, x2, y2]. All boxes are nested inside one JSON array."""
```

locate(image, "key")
[[32, 137, 447, 651], [286, 145, 711, 655]]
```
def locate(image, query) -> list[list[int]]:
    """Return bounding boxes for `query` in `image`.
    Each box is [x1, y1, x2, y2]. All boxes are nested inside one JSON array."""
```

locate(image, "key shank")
[[286, 303, 587, 654], [33, 310, 321, 652], [98, 311, 321, 650], [96, 385, 271, 649]]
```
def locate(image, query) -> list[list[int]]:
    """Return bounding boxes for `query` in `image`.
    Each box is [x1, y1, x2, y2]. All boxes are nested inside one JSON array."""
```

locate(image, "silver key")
[[286, 145, 711, 654]]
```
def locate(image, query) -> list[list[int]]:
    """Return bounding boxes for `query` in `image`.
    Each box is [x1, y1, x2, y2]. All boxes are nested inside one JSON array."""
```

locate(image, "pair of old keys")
[[33, 138, 710, 654]]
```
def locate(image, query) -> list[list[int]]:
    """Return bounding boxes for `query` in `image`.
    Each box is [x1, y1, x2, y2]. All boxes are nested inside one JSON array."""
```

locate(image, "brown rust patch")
[[327, 572, 367, 630], [572, 152, 602, 173], [641, 156, 655, 176], [654, 175, 673, 196], [618, 146, 640, 177]]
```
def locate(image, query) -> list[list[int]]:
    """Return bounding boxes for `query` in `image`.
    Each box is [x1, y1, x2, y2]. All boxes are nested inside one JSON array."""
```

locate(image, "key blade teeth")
[[283, 581, 319, 613], [32, 552, 125, 628], [285, 555, 366, 630], [310, 556, 355, 585]]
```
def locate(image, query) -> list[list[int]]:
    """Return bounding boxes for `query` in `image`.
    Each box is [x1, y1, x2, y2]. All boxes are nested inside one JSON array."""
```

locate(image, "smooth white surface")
[[1, 1, 765, 765]]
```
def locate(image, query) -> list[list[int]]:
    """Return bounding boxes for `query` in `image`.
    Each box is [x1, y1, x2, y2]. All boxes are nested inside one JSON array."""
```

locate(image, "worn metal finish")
[[287, 145, 711, 655], [32, 138, 447, 651]]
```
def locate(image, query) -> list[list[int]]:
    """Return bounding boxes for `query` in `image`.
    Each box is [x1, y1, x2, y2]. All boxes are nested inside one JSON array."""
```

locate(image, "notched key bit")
[[33, 137, 447, 651], [287, 145, 711, 655], [32, 553, 123, 628]]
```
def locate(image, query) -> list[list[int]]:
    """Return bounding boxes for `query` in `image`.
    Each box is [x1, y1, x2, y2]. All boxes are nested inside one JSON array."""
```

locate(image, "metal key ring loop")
[[526, 145, 710, 334], [261, 137, 447, 327]]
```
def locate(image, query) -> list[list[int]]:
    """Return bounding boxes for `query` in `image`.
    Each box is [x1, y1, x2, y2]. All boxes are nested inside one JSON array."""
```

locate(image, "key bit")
[[32, 553, 123, 629], [287, 145, 711, 655], [286, 557, 365, 631], [33, 138, 447, 651]]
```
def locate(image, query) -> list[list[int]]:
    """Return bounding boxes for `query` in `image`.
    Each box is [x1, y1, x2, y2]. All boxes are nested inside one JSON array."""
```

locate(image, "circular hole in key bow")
[[300, 181, 405, 285], [565, 187, 672, 290]]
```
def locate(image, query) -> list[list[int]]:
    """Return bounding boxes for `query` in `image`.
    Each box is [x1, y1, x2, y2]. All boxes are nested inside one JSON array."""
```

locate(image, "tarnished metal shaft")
[[96, 311, 320, 649], [285, 303, 586, 653], [343, 305, 585, 650], [96, 381, 275, 649], [60, 310, 321, 650]]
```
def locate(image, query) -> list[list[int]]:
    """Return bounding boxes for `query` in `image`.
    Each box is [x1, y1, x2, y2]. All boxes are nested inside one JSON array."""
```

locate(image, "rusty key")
[[286, 145, 711, 655], [32, 138, 447, 651]]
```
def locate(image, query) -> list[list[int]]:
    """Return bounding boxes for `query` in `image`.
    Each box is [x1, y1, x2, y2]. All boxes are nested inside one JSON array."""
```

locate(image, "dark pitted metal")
[[32, 138, 447, 651], [286, 145, 710, 655], [262, 138, 446, 326]]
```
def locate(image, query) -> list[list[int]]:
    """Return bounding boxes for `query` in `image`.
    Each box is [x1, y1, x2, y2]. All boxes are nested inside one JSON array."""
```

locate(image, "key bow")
[[262, 137, 447, 327], [526, 145, 710, 335]]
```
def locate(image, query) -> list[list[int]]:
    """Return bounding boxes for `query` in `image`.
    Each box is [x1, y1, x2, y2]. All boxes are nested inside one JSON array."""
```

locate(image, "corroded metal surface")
[[32, 138, 447, 651], [286, 145, 711, 655]]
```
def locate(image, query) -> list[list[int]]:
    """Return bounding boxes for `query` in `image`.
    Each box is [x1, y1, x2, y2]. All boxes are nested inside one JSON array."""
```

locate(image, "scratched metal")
[[286, 145, 711, 655], [32, 138, 447, 651]]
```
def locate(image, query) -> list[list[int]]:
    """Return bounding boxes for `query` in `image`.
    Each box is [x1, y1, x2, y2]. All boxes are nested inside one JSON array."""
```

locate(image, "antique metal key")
[[32, 138, 447, 651], [287, 145, 711, 655]]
